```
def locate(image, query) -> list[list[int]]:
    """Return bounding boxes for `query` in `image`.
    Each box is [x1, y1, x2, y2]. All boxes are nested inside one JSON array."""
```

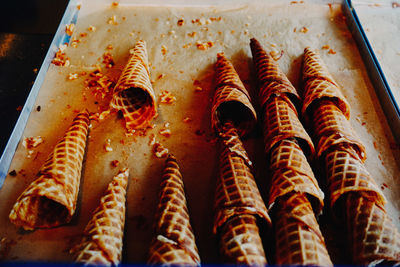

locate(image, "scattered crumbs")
[[270, 50, 284, 61], [328, 48, 336, 54], [183, 43, 192, 49], [322, 45, 330, 50], [149, 134, 156, 146], [188, 31, 197, 37], [102, 52, 115, 68], [65, 24, 75, 36], [157, 73, 165, 80], [161, 45, 168, 55], [108, 15, 118, 25], [196, 41, 214, 50], [194, 86, 203, 92], [106, 44, 113, 50], [52, 45, 70, 66], [177, 18, 185, 26], [153, 142, 169, 158], [183, 117, 192, 123], [111, 160, 120, 168], [68, 72, 78, 80], [8, 170, 17, 177], [16, 106, 22, 111], [70, 37, 80, 48], [373, 141, 378, 150], [79, 32, 87, 38], [23, 136, 43, 149], [104, 139, 113, 152], [36, 105, 41, 112], [195, 129, 205, 136], [159, 90, 176, 104], [159, 123, 171, 137], [90, 110, 111, 122], [112, 1, 119, 7], [88, 25, 96, 32], [299, 27, 308, 33]]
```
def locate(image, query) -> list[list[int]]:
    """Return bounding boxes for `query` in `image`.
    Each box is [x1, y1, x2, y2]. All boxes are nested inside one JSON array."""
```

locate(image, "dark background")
[[0, 0, 69, 156]]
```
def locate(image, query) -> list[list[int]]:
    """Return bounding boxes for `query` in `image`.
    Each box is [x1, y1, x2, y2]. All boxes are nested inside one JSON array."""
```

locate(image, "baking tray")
[[0, 0, 399, 264]]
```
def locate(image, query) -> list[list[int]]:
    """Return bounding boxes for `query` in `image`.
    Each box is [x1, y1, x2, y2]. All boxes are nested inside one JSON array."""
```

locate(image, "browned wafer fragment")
[[74, 169, 129, 266], [312, 100, 365, 160], [148, 155, 200, 266], [262, 95, 314, 157], [268, 139, 324, 213], [110, 40, 157, 131], [325, 145, 385, 214], [9, 110, 90, 230], [303, 47, 338, 87], [211, 53, 257, 137], [250, 38, 300, 109], [274, 193, 333, 266], [344, 192, 400, 265], [214, 124, 271, 233], [219, 214, 267, 266]]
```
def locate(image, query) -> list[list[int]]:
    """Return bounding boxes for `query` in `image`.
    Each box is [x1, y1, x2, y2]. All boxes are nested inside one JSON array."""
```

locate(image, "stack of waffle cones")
[[9, 110, 90, 230], [110, 40, 157, 132], [302, 47, 400, 265], [211, 53, 271, 265], [73, 169, 129, 266], [148, 155, 200, 266], [250, 38, 332, 266]]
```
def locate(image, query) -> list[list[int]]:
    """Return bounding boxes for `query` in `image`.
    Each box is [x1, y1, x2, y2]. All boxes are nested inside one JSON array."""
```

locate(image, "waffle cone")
[[345, 192, 400, 265], [274, 193, 333, 266], [9, 110, 90, 230], [250, 38, 300, 109], [325, 145, 385, 213], [74, 169, 129, 266], [219, 214, 267, 266], [110, 40, 157, 131], [262, 95, 314, 157], [302, 78, 350, 119], [148, 155, 200, 265], [211, 53, 257, 137], [302, 47, 338, 87], [312, 101, 365, 160], [268, 139, 324, 213]]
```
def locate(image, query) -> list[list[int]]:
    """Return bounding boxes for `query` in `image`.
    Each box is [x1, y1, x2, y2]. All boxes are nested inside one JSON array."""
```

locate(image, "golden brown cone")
[[9, 110, 90, 230], [268, 139, 324, 213], [148, 155, 200, 266], [345, 192, 400, 265], [211, 53, 257, 137], [312, 100, 366, 161], [302, 78, 350, 119], [250, 38, 300, 109], [214, 124, 270, 234], [274, 193, 333, 266], [219, 214, 267, 266], [262, 95, 315, 157], [302, 47, 338, 87], [74, 168, 129, 266], [325, 145, 386, 213], [110, 40, 157, 131]]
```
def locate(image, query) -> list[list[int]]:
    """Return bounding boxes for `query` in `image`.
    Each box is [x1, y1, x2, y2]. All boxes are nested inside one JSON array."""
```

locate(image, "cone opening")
[[216, 101, 256, 135]]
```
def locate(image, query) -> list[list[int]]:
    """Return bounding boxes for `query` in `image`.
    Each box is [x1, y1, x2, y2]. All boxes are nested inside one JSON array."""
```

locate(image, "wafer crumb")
[[299, 27, 308, 33], [161, 45, 168, 55], [194, 86, 203, 92], [183, 117, 192, 123], [196, 41, 214, 50], [153, 142, 169, 158], [270, 50, 284, 61], [52, 45, 70, 66], [159, 123, 171, 137], [157, 73, 165, 80], [177, 18, 185, 26], [23, 136, 43, 149], [188, 31, 197, 37], [328, 48, 336, 54], [160, 90, 176, 104], [112, 2, 119, 7], [68, 73, 78, 80], [322, 45, 330, 50], [104, 139, 113, 152], [102, 52, 115, 68], [65, 24, 75, 36], [88, 26, 96, 32], [108, 15, 118, 25], [111, 160, 120, 167]]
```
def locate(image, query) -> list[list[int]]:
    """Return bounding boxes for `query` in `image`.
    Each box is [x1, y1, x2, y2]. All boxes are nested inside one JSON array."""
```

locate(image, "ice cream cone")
[[250, 38, 300, 109], [219, 214, 267, 266], [211, 53, 257, 137], [345, 192, 400, 265], [214, 124, 270, 233], [274, 193, 333, 266], [302, 77, 350, 119], [262, 95, 314, 157], [325, 145, 385, 213], [268, 139, 324, 213], [148, 155, 200, 266], [74, 169, 129, 266], [302, 47, 338, 87], [9, 110, 90, 230], [110, 40, 157, 131], [312, 100, 365, 160]]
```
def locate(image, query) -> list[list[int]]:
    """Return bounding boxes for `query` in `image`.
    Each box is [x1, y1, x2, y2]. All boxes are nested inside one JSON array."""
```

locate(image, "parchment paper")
[[0, 0, 399, 264]]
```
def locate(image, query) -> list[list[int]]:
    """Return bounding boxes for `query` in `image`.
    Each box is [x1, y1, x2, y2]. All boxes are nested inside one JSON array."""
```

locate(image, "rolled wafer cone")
[[214, 123, 270, 233], [302, 78, 350, 119], [148, 155, 200, 266], [274, 193, 333, 266], [325, 145, 385, 213], [9, 110, 90, 230], [344, 192, 400, 265], [262, 95, 314, 157], [74, 168, 129, 266], [211, 53, 257, 137], [219, 214, 267, 266], [110, 40, 157, 131], [268, 139, 324, 212], [302, 47, 338, 87], [312, 100, 365, 160], [250, 38, 300, 109]]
